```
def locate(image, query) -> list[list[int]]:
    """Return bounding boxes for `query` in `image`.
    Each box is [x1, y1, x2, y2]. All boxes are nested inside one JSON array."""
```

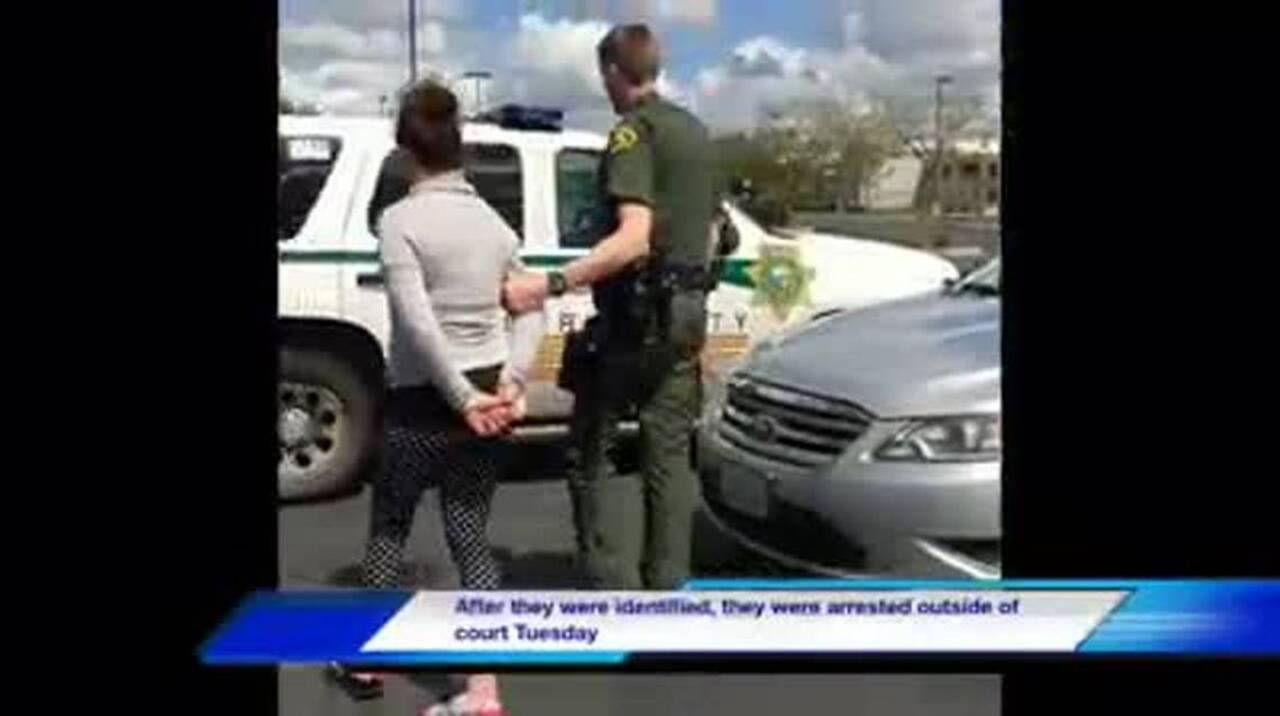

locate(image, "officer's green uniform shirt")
[[569, 94, 715, 590], [599, 93, 716, 269]]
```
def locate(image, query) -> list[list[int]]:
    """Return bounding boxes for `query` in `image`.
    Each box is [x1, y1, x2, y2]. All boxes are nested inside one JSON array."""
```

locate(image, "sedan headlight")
[[875, 415, 1001, 463]]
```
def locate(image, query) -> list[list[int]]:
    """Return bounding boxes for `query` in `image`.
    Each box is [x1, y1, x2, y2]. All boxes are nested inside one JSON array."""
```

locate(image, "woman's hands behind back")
[[462, 393, 514, 437], [497, 380, 527, 423]]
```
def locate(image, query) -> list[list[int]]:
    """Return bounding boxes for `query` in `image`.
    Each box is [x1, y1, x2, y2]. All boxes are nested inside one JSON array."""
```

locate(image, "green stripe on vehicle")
[[521, 255, 576, 268], [280, 250, 378, 263], [281, 251, 756, 288], [521, 256, 757, 289], [719, 258, 756, 289]]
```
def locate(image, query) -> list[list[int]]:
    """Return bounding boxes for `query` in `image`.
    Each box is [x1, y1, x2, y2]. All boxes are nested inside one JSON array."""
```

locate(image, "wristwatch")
[[547, 270, 569, 297]]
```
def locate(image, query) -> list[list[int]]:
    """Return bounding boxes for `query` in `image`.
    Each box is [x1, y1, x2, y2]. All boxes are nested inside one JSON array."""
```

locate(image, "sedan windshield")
[[949, 257, 1001, 296]]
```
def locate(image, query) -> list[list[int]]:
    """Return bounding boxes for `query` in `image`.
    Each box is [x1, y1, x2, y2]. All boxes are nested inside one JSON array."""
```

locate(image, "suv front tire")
[[278, 346, 379, 501]]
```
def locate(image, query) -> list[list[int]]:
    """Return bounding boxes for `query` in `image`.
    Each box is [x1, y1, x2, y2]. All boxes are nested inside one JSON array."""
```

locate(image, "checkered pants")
[[361, 421, 506, 591]]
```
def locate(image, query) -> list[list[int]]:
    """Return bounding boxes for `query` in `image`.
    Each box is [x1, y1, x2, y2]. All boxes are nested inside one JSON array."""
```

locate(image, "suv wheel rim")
[[278, 381, 343, 482]]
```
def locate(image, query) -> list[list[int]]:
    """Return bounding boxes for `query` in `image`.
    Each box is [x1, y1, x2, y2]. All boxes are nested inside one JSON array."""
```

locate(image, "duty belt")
[[649, 263, 715, 293]]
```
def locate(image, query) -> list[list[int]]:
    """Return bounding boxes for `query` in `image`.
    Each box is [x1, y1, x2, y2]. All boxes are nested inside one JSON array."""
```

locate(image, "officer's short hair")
[[395, 80, 462, 172], [597, 24, 661, 85]]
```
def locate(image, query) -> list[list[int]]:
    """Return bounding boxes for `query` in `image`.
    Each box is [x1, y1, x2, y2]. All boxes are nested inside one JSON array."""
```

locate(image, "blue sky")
[[279, 0, 999, 133]]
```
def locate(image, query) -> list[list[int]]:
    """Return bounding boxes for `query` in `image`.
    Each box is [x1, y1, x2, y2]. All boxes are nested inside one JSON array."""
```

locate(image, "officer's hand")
[[463, 393, 513, 437], [502, 271, 549, 314]]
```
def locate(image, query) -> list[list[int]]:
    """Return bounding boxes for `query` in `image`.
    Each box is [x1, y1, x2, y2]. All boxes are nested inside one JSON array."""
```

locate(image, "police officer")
[[503, 23, 717, 589]]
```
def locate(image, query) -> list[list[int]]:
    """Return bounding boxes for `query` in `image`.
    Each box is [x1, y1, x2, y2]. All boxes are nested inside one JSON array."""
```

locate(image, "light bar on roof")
[[473, 104, 564, 132]]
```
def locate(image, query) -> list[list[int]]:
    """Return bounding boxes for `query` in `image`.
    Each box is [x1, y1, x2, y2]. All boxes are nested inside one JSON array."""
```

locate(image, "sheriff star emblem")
[[609, 124, 639, 154], [749, 244, 816, 321]]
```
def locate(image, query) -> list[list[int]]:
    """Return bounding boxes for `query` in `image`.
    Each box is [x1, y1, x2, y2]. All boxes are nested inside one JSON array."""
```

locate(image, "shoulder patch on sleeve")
[[608, 123, 641, 154]]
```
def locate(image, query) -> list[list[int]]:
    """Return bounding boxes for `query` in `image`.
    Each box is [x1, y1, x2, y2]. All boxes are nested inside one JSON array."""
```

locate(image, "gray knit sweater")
[[378, 170, 545, 411]]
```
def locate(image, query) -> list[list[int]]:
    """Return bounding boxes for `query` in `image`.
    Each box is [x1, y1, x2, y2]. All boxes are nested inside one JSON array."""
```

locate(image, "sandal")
[[325, 662, 384, 701], [422, 692, 506, 716]]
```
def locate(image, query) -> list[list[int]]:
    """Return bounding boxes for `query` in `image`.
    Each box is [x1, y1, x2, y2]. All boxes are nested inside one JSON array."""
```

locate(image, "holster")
[[557, 316, 608, 394], [662, 287, 708, 360], [647, 266, 709, 360]]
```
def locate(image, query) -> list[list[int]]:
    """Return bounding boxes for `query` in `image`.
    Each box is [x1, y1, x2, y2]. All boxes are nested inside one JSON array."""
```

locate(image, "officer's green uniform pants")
[[566, 349, 700, 590]]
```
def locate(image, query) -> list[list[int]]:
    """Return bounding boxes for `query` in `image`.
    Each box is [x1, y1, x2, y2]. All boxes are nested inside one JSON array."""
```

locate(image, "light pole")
[[932, 74, 953, 217], [408, 0, 418, 84]]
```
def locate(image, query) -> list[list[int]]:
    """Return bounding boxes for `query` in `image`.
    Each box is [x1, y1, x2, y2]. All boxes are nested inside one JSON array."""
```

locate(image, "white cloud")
[[728, 37, 806, 78], [850, 0, 998, 64], [281, 12, 619, 128], [421, 21, 447, 54], [688, 35, 898, 132], [656, 73, 693, 110], [843, 11, 866, 47], [279, 2, 998, 133], [280, 24, 404, 62], [280, 0, 462, 28], [505, 15, 610, 106], [495, 15, 690, 131], [280, 17, 466, 114], [685, 1, 999, 133]]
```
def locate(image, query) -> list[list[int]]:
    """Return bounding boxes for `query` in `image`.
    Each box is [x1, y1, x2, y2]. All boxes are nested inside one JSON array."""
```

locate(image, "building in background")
[[865, 156, 924, 211], [864, 137, 1000, 217], [934, 137, 1000, 217]]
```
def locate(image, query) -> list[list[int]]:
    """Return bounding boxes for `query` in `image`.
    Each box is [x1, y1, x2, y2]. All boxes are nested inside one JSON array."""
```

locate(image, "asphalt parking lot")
[[278, 445, 1000, 715], [279, 444, 798, 593], [279, 668, 1000, 716]]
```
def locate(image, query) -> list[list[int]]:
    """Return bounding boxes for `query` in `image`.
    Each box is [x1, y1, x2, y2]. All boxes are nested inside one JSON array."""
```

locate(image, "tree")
[[885, 94, 991, 146], [752, 99, 903, 212], [714, 97, 912, 222], [714, 130, 794, 227], [804, 100, 901, 211], [882, 94, 994, 212]]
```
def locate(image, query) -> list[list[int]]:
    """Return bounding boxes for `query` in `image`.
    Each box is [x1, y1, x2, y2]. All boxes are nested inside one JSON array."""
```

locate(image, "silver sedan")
[[696, 258, 1001, 579]]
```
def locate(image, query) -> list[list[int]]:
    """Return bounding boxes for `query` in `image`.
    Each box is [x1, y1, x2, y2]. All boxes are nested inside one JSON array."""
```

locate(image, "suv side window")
[[366, 143, 525, 240], [278, 135, 342, 240], [556, 148, 605, 249], [366, 148, 414, 234], [467, 143, 524, 239]]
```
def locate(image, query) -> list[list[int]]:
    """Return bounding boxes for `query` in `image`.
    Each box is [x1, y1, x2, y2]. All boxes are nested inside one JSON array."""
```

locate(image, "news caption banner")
[[201, 580, 1280, 664]]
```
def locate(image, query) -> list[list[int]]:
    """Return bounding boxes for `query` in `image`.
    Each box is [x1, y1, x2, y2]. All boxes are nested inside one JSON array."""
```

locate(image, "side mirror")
[[714, 213, 740, 256], [943, 277, 958, 290]]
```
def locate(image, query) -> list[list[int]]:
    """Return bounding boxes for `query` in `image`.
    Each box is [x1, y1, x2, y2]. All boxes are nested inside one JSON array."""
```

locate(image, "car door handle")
[[356, 271, 384, 288]]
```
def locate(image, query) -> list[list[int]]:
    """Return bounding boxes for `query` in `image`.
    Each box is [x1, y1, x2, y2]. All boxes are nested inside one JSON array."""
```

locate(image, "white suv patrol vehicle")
[[277, 108, 957, 500]]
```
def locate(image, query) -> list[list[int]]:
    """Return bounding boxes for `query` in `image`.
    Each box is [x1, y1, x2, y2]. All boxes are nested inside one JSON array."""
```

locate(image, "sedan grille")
[[718, 376, 871, 469]]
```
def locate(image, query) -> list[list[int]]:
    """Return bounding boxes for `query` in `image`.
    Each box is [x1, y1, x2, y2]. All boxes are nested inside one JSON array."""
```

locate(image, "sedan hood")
[[743, 291, 1000, 417]]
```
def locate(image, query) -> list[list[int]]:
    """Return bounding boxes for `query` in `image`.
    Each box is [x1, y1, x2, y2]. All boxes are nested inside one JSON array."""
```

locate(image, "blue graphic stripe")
[[200, 590, 416, 664], [201, 582, 1280, 662], [1079, 581, 1280, 654], [682, 578, 1272, 590], [685, 579, 1280, 654]]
